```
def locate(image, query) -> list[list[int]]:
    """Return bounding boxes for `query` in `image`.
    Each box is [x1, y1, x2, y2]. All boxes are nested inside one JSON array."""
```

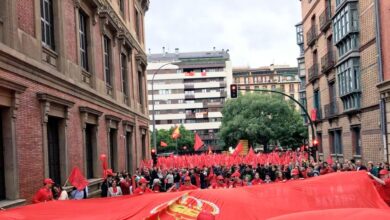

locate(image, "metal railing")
[[308, 63, 319, 82], [324, 101, 339, 118], [306, 25, 317, 46], [321, 50, 335, 73], [319, 7, 332, 31]]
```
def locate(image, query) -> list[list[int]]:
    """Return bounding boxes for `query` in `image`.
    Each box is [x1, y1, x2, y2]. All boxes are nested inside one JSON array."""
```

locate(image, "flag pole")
[[175, 138, 178, 155]]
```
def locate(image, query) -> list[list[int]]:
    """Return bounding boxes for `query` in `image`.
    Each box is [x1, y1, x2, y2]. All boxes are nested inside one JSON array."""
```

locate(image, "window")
[[352, 126, 361, 156], [138, 71, 144, 105], [289, 84, 295, 93], [333, 3, 359, 57], [329, 130, 343, 155], [79, 10, 89, 71], [120, 53, 128, 97], [103, 36, 112, 87], [337, 58, 361, 111], [41, 0, 55, 50], [313, 89, 321, 119], [135, 8, 141, 40], [119, 0, 125, 15]]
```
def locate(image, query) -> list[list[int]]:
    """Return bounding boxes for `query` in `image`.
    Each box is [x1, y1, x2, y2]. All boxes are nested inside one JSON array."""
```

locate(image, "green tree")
[[219, 93, 308, 152], [155, 125, 194, 154]]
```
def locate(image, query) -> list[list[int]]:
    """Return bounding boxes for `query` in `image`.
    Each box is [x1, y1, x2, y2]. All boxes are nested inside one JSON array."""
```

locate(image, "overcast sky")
[[145, 0, 302, 68]]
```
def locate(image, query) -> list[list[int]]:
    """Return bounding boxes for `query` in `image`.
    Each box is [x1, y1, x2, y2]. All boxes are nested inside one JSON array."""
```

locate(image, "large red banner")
[[0, 172, 389, 220]]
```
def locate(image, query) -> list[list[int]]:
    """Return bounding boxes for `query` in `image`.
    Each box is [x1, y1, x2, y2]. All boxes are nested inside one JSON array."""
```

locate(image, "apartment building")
[[147, 50, 232, 151], [0, 0, 149, 206], [233, 65, 301, 109], [298, 0, 383, 163]]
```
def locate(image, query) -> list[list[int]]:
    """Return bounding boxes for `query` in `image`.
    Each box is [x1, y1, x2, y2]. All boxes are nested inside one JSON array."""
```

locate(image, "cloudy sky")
[[145, 0, 302, 68]]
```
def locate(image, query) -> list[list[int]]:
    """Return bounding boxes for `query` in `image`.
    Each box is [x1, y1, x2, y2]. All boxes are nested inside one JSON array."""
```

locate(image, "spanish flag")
[[171, 126, 181, 139]]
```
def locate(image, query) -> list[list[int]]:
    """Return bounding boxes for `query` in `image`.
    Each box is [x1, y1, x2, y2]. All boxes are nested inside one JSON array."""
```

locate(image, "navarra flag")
[[171, 126, 181, 139], [68, 167, 89, 191], [160, 141, 168, 147], [232, 142, 243, 157], [194, 133, 204, 151]]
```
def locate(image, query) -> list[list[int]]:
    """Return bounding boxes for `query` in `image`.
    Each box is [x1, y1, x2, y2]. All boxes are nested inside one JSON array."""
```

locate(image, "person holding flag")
[[32, 178, 55, 204]]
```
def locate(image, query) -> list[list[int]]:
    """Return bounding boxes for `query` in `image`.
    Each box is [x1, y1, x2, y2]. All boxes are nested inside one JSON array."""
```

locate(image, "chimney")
[[213, 46, 216, 51], [175, 48, 179, 54], [162, 46, 165, 54], [148, 48, 151, 54]]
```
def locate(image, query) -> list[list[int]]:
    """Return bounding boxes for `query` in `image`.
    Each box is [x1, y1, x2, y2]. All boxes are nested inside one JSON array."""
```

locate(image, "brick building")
[[376, 0, 390, 162], [0, 0, 150, 207], [298, 0, 384, 163]]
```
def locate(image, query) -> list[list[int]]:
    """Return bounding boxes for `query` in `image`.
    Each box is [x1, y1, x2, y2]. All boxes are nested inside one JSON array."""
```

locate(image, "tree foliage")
[[154, 125, 194, 154], [219, 93, 308, 152]]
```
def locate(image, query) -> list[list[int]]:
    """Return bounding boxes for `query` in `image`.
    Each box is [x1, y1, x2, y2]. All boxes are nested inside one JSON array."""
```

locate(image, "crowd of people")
[[32, 151, 390, 206]]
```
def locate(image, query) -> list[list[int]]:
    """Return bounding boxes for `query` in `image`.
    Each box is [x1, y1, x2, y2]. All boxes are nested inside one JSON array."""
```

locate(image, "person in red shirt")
[[251, 172, 263, 185], [368, 169, 390, 205], [178, 176, 198, 191], [230, 171, 243, 188], [210, 175, 227, 189], [133, 178, 153, 195], [290, 168, 300, 180], [120, 174, 132, 195], [32, 178, 55, 204]]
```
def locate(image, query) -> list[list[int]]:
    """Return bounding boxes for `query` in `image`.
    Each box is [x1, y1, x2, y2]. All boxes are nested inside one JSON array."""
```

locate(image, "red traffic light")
[[151, 149, 156, 154], [313, 139, 319, 146]]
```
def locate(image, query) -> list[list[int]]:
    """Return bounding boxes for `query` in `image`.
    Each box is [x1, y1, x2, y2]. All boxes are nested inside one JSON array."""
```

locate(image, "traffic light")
[[230, 84, 238, 98], [312, 139, 319, 148], [151, 149, 157, 166]]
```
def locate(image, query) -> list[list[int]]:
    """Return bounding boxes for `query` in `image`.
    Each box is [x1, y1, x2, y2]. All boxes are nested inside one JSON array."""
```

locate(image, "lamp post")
[[151, 61, 181, 154]]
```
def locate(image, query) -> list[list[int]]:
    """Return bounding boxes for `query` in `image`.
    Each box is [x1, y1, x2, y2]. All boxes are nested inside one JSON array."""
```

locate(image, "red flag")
[[327, 155, 334, 165], [171, 126, 181, 139], [68, 167, 89, 191], [311, 108, 317, 121], [160, 141, 168, 147], [194, 133, 204, 151], [232, 142, 243, 157], [99, 154, 108, 179]]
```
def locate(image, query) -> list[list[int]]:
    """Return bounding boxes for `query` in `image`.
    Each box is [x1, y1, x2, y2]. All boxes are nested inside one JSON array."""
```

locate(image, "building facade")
[[376, 0, 390, 163], [147, 50, 232, 151], [0, 0, 150, 207], [233, 65, 301, 109], [298, 0, 384, 163], [296, 23, 309, 123]]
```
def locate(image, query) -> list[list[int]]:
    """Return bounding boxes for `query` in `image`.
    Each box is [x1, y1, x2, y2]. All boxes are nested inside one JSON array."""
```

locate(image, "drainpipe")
[[375, 0, 388, 162]]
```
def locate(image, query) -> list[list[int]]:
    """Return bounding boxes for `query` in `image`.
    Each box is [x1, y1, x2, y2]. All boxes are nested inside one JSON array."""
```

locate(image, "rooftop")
[[148, 50, 230, 63]]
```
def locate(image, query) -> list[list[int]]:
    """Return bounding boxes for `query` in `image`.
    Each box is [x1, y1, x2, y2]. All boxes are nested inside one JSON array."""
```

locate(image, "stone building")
[[233, 65, 301, 110], [298, 0, 384, 163], [0, 0, 150, 207]]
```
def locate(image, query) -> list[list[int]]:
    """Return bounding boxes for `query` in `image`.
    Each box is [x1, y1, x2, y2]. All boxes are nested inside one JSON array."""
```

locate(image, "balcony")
[[311, 107, 322, 122], [184, 83, 194, 89], [308, 63, 319, 83], [324, 101, 339, 119], [306, 25, 317, 47], [185, 94, 195, 99], [220, 91, 227, 97], [321, 50, 335, 74], [319, 7, 332, 32]]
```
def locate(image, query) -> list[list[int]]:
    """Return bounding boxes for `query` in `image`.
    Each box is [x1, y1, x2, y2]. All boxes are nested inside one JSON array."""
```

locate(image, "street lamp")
[[151, 61, 181, 154]]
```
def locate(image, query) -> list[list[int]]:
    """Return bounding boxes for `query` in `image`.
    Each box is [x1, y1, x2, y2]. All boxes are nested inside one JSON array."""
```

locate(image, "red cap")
[[231, 171, 240, 178], [139, 177, 149, 184], [291, 169, 299, 176], [379, 169, 389, 175], [184, 176, 191, 181], [217, 175, 224, 180], [44, 178, 54, 185]]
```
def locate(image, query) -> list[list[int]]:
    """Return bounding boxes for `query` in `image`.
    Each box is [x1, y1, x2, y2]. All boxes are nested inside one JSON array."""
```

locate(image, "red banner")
[[1, 172, 389, 220], [68, 167, 89, 191]]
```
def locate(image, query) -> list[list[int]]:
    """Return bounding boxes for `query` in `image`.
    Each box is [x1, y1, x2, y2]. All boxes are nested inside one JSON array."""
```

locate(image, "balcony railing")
[[319, 7, 332, 32], [321, 50, 335, 73], [308, 63, 319, 83], [324, 101, 339, 119], [306, 25, 317, 47], [311, 107, 322, 122]]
